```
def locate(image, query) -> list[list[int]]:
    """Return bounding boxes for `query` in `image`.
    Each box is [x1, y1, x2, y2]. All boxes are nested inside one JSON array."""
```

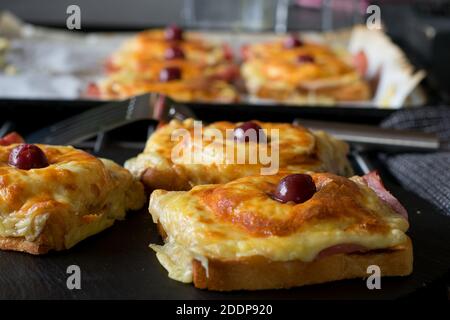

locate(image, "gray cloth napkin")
[[380, 106, 450, 215]]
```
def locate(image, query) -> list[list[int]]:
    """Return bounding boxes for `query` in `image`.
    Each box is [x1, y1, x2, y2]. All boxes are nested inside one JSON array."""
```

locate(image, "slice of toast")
[[191, 237, 413, 291], [149, 172, 413, 291]]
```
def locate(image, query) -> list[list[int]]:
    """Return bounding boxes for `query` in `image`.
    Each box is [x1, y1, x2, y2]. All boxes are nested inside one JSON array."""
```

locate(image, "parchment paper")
[[0, 11, 426, 108]]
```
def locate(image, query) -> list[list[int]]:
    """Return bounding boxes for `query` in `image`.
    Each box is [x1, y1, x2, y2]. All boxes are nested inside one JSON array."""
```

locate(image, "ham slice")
[[363, 171, 408, 220], [86, 82, 101, 98], [352, 50, 368, 77], [222, 43, 234, 62], [0, 132, 24, 146], [316, 244, 367, 259], [240, 44, 251, 61], [316, 171, 407, 260], [211, 64, 240, 83], [104, 57, 120, 74]]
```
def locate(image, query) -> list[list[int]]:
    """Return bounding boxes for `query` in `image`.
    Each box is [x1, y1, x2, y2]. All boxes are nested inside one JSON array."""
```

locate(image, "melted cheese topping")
[[149, 173, 409, 282], [0, 144, 146, 250], [111, 29, 228, 68], [106, 60, 233, 82], [125, 119, 352, 189], [244, 40, 335, 60]]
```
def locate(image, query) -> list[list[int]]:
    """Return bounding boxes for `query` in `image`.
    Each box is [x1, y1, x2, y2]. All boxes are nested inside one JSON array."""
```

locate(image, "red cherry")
[[234, 121, 265, 143], [8, 144, 49, 170], [159, 67, 182, 82], [273, 174, 316, 204], [297, 54, 315, 64], [283, 35, 303, 49], [164, 46, 185, 60], [164, 25, 183, 41]]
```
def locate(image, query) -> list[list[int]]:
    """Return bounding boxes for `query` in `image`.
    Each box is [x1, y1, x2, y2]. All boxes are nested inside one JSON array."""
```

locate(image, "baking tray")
[[0, 117, 449, 299], [0, 14, 432, 111]]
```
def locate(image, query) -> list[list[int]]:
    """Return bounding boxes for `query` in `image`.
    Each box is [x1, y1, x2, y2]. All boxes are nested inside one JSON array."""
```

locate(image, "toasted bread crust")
[[0, 210, 66, 255], [0, 236, 51, 255], [191, 237, 413, 291], [154, 222, 412, 291]]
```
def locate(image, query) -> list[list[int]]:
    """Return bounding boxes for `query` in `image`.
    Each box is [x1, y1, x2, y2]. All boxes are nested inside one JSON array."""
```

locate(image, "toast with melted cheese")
[[241, 37, 371, 104], [148, 172, 412, 290], [93, 28, 238, 102], [125, 119, 353, 191], [0, 144, 146, 254]]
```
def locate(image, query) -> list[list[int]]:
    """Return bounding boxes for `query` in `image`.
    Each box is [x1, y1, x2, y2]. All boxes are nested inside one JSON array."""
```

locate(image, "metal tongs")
[[294, 119, 440, 153], [27, 93, 195, 145], [294, 118, 440, 174]]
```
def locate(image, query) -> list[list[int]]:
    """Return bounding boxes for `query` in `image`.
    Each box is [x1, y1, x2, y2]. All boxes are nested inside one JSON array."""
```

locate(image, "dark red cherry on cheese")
[[273, 174, 316, 204], [164, 46, 185, 60], [297, 54, 315, 64], [234, 121, 265, 143], [164, 25, 183, 41], [8, 144, 49, 170], [159, 67, 182, 82], [283, 35, 303, 49]]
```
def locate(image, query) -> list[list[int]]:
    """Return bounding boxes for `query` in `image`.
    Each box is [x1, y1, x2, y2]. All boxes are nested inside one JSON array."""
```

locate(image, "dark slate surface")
[[0, 107, 449, 299], [1, 175, 449, 300]]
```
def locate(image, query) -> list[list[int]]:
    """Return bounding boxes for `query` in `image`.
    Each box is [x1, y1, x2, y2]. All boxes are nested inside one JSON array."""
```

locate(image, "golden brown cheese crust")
[[241, 39, 371, 103], [125, 119, 353, 191], [148, 173, 411, 289], [243, 41, 334, 61], [200, 173, 391, 237], [0, 144, 146, 254]]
